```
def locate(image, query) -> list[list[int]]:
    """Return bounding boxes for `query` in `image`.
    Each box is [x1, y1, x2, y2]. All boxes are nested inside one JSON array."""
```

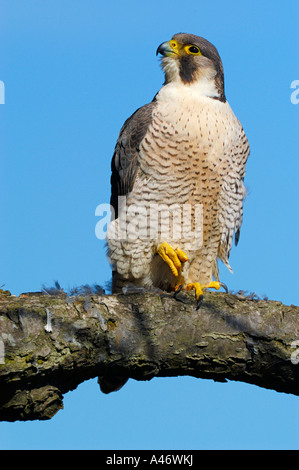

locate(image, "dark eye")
[[188, 46, 200, 54]]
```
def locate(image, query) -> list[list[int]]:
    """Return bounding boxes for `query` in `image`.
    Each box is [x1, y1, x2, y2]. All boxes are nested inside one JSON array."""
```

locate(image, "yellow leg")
[[187, 281, 228, 309], [157, 242, 188, 277]]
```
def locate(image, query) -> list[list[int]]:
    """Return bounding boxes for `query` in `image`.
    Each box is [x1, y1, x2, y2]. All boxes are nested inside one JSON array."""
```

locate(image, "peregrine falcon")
[[107, 33, 250, 308]]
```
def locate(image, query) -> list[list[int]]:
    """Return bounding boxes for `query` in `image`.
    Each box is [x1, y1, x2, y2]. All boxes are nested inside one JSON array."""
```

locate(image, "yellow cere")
[[169, 39, 180, 54], [169, 40, 202, 56]]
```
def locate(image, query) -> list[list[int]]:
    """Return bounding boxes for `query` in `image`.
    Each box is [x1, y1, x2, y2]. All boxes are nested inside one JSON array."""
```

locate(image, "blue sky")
[[0, 0, 298, 450]]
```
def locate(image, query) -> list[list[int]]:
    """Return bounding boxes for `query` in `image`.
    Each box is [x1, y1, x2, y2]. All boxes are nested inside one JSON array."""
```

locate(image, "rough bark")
[[0, 288, 298, 422]]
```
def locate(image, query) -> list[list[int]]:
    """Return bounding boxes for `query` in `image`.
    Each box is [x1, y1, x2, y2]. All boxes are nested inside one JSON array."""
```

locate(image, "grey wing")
[[110, 101, 156, 219], [218, 127, 250, 267]]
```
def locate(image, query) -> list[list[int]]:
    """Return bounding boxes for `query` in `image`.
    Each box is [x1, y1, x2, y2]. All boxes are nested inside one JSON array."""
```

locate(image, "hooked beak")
[[156, 41, 175, 57]]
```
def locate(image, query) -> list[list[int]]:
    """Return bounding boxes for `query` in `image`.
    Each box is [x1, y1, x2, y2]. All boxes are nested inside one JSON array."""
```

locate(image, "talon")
[[187, 283, 205, 308], [186, 282, 204, 300], [157, 242, 188, 277], [173, 284, 183, 300], [172, 283, 185, 303], [219, 282, 228, 293], [186, 280, 228, 309], [174, 284, 183, 294], [196, 295, 204, 310]]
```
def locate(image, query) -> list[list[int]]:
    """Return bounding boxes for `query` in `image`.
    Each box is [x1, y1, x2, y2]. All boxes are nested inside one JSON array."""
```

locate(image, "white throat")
[[160, 57, 220, 100], [157, 78, 220, 104]]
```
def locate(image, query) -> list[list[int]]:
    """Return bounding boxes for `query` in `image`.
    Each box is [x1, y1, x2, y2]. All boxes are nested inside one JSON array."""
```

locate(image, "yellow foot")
[[186, 281, 228, 309], [157, 242, 188, 277]]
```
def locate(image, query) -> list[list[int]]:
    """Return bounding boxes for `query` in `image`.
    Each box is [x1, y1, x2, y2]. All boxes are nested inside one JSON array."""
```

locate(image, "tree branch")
[[0, 288, 298, 421]]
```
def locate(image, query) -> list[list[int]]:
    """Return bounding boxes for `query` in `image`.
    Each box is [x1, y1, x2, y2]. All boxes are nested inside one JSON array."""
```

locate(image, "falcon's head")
[[156, 33, 225, 102]]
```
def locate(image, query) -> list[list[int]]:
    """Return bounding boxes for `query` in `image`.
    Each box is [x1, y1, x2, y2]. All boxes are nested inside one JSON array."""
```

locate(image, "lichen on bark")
[[0, 288, 298, 421]]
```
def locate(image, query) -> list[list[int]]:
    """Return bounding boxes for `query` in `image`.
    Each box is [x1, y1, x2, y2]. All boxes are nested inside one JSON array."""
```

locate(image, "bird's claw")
[[219, 282, 228, 293], [196, 294, 204, 310], [174, 284, 183, 295], [187, 280, 228, 309], [157, 242, 188, 277]]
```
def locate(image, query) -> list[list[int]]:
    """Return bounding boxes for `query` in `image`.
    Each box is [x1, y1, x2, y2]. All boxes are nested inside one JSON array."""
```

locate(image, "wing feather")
[[218, 127, 250, 267], [110, 101, 156, 218]]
